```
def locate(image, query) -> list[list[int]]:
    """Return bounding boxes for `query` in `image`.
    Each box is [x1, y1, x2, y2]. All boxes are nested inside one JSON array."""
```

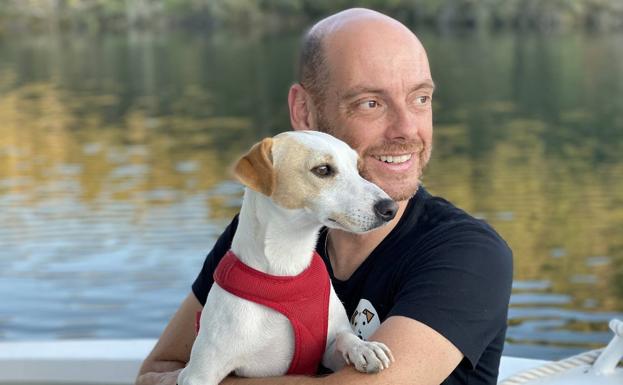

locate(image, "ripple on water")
[[175, 161, 199, 173], [512, 280, 551, 291], [510, 293, 571, 306], [505, 307, 622, 359], [569, 274, 598, 284], [585, 255, 612, 267]]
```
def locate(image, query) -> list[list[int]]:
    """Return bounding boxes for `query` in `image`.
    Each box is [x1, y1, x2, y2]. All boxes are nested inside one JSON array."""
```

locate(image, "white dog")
[[178, 131, 397, 385]]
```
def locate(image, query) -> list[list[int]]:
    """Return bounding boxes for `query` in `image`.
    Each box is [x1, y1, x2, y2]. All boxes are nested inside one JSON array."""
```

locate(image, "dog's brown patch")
[[233, 137, 275, 196]]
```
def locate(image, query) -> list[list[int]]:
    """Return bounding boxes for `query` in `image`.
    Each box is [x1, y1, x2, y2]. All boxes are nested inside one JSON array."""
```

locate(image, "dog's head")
[[234, 131, 397, 232]]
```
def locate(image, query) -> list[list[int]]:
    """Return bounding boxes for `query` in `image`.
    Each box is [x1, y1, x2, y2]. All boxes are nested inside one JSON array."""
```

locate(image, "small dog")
[[178, 131, 397, 385]]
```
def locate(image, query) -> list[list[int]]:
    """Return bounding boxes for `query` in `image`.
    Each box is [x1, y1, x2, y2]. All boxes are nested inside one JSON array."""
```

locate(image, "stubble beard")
[[360, 140, 429, 201]]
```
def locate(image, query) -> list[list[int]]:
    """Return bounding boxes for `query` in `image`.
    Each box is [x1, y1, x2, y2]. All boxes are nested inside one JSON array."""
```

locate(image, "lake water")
[[0, 27, 622, 361]]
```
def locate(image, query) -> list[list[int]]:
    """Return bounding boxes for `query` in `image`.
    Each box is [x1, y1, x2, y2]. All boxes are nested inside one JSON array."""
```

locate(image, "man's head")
[[289, 8, 434, 202]]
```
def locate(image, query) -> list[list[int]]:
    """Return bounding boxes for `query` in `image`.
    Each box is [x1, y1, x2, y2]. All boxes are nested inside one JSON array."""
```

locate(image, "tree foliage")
[[1, 0, 622, 32]]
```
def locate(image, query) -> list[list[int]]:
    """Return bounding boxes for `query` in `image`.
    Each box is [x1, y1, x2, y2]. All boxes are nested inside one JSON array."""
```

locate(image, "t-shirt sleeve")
[[191, 215, 239, 305], [387, 222, 513, 368]]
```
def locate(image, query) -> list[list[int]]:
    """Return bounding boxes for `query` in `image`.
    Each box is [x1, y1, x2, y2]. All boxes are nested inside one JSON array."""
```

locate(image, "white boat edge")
[[0, 339, 155, 385], [0, 339, 548, 385]]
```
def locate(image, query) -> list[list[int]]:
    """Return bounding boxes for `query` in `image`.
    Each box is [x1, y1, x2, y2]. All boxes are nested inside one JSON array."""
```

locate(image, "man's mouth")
[[372, 153, 413, 164]]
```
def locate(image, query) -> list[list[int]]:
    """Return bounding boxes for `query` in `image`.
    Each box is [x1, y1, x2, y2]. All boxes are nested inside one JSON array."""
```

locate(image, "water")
[[0, 28, 622, 361]]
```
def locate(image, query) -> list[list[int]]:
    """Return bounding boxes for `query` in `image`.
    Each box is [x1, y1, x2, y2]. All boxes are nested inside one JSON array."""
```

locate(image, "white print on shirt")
[[349, 298, 381, 341]]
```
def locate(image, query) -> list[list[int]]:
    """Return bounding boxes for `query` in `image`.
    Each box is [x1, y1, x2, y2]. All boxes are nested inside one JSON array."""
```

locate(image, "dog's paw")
[[342, 339, 394, 373]]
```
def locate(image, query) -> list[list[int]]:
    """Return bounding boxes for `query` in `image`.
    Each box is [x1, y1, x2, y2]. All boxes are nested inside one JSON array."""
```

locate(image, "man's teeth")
[[375, 154, 412, 164]]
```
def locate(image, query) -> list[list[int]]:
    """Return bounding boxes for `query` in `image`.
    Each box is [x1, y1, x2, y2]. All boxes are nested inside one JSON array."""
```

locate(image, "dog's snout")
[[373, 199, 398, 222]]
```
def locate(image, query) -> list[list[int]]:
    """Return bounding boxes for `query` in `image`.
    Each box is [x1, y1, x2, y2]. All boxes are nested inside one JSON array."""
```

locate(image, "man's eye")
[[359, 100, 379, 109], [311, 164, 335, 178], [415, 96, 430, 105]]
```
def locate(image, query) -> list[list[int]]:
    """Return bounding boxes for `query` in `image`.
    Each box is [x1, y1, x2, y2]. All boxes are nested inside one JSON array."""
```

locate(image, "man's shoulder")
[[404, 188, 483, 233], [401, 187, 512, 259], [418, 188, 479, 224]]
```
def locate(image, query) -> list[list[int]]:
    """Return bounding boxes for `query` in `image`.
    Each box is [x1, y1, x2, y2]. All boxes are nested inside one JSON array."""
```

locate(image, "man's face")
[[313, 19, 434, 201]]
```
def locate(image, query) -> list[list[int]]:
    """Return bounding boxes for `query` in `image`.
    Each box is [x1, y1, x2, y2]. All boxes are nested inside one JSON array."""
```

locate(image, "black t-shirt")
[[192, 186, 513, 385]]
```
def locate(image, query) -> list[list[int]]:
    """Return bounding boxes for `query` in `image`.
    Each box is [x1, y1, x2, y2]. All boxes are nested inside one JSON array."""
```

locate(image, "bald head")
[[298, 8, 428, 106], [308, 8, 413, 38]]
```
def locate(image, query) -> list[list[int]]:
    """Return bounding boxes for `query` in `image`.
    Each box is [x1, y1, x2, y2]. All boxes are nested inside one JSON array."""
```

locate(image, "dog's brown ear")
[[234, 138, 275, 196]]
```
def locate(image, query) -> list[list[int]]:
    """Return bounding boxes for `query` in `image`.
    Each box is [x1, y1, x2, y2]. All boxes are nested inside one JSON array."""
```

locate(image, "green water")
[[0, 28, 622, 360]]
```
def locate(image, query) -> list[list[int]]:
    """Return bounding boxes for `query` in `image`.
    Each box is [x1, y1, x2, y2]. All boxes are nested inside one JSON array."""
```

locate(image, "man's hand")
[[136, 369, 182, 385]]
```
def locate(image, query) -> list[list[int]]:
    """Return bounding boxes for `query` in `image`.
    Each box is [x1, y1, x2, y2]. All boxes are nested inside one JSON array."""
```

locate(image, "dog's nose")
[[373, 199, 398, 222]]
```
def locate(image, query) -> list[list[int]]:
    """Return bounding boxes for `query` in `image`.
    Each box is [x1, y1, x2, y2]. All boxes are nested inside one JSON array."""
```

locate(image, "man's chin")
[[369, 178, 421, 202], [360, 157, 426, 201], [386, 185, 420, 202]]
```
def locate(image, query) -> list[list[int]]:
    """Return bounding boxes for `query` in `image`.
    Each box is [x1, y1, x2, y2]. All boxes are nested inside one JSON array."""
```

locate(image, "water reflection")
[[0, 29, 622, 360]]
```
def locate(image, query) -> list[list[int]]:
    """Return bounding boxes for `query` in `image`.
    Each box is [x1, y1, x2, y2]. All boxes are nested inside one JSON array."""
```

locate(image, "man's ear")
[[233, 138, 276, 196], [288, 83, 317, 131]]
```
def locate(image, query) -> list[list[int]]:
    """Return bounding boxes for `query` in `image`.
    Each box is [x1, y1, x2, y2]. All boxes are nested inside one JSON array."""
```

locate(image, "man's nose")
[[387, 104, 419, 139]]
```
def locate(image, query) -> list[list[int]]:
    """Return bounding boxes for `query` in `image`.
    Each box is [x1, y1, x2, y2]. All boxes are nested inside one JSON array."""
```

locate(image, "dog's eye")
[[311, 165, 334, 178]]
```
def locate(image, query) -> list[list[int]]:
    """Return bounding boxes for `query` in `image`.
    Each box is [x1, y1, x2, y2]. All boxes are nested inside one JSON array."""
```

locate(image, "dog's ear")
[[234, 138, 276, 196]]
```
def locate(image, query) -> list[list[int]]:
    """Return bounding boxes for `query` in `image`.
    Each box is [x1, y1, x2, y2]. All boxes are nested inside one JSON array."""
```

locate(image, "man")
[[137, 8, 512, 385]]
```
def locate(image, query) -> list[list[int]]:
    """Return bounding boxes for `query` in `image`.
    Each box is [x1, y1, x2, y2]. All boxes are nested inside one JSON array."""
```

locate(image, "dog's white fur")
[[178, 131, 395, 385]]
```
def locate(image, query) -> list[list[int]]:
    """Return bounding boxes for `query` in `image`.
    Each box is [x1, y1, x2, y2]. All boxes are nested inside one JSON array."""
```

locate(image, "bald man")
[[136, 8, 512, 385]]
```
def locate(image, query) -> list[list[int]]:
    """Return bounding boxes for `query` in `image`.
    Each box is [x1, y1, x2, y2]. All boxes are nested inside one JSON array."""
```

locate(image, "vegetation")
[[1, 0, 623, 33]]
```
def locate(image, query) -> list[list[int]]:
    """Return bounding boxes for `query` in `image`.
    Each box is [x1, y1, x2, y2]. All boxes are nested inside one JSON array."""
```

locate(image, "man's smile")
[[370, 153, 415, 172], [372, 153, 412, 164]]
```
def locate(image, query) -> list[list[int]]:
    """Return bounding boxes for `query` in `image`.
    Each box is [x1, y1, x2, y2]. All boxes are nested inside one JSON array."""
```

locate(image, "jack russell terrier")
[[178, 131, 397, 385]]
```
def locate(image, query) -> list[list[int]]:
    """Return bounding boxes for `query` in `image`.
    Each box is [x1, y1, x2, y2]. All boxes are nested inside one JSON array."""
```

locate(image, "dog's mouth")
[[325, 216, 385, 233], [325, 217, 347, 231], [326, 218, 344, 229]]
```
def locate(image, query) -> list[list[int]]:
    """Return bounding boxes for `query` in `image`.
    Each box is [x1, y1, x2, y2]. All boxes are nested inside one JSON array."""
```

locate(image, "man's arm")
[[136, 299, 463, 385], [136, 293, 203, 385], [222, 315, 463, 385]]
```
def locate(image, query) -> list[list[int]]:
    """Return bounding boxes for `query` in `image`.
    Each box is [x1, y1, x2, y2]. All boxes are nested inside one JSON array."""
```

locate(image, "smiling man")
[[137, 8, 512, 385], [293, 10, 434, 204]]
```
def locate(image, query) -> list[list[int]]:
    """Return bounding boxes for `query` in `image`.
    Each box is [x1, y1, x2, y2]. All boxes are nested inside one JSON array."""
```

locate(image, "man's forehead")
[[340, 79, 435, 100], [327, 52, 433, 100]]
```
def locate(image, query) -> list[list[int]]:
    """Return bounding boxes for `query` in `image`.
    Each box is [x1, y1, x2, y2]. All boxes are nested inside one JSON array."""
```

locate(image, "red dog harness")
[[212, 250, 330, 375]]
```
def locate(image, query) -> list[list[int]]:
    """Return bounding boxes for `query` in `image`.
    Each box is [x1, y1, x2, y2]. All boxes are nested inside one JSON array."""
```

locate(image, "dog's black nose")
[[374, 199, 398, 222]]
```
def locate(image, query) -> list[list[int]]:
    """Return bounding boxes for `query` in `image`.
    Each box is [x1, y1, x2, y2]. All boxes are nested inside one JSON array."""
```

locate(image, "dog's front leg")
[[177, 286, 241, 385], [177, 334, 232, 385], [322, 287, 394, 373]]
